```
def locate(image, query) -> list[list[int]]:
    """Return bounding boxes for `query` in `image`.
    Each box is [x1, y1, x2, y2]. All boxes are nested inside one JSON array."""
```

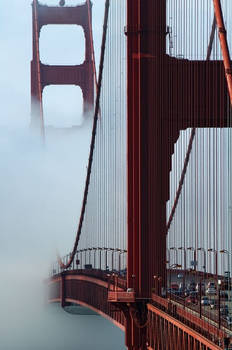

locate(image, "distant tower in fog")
[[31, 0, 94, 133]]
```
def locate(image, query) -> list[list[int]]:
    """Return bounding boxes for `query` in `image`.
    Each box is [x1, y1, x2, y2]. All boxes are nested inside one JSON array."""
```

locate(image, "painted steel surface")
[[31, 0, 94, 129]]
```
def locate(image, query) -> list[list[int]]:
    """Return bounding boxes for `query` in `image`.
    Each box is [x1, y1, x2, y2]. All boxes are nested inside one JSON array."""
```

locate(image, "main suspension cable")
[[86, 0, 98, 94], [58, 0, 110, 269], [213, 0, 232, 105], [166, 15, 217, 233]]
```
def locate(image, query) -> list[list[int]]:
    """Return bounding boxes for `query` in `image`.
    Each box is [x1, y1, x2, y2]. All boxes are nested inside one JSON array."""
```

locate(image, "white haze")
[[0, 112, 125, 349], [0, 0, 125, 349]]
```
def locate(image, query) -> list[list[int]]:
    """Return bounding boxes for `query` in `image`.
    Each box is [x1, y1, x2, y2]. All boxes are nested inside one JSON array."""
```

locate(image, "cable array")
[[58, 0, 111, 269], [58, 0, 127, 270], [79, 0, 127, 271], [55, 2, 232, 307], [166, 0, 232, 326]]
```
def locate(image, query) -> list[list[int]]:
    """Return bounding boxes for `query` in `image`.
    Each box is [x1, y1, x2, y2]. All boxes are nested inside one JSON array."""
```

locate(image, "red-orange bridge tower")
[[30, 0, 232, 349], [31, 0, 94, 133]]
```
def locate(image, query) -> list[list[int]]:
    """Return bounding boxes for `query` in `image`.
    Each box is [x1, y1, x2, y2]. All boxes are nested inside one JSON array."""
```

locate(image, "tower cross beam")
[[127, 0, 229, 304], [31, 0, 94, 129]]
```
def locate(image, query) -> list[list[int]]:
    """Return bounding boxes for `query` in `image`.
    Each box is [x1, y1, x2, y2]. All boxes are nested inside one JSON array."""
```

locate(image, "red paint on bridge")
[[35, 0, 232, 349], [48, 270, 229, 349], [31, 0, 94, 131]]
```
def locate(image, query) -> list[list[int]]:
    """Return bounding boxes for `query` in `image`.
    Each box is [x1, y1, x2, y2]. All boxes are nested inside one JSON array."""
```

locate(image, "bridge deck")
[[48, 269, 232, 349]]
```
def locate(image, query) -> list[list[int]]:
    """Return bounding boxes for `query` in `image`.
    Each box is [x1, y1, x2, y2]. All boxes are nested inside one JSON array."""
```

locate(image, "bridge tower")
[[125, 0, 228, 348], [45, 1, 231, 349], [31, 0, 94, 133]]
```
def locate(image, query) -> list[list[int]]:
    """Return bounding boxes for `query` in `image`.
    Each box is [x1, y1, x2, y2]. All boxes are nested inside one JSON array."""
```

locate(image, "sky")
[[0, 0, 106, 262], [0, 0, 105, 128], [1, 1, 232, 347], [0, 1, 117, 347]]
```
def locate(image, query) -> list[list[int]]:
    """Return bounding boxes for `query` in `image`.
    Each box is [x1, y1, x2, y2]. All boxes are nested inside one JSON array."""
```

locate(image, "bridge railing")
[[51, 247, 127, 277], [151, 293, 229, 348]]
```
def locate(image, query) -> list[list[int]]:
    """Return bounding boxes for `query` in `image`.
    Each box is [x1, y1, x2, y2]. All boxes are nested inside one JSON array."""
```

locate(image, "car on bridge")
[[220, 291, 229, 300], [206, 287, 217, 295], [189, 291, 198, 297], [187, 281, 197, 291], [220, 304, 229, 316], [119, 268, 127, 277], [224, 315, 232, 327], [186, 294, 198, 304], [209, 299, 219, 309], [178, 287, 187, 297], [171, 283, 179, 290], [186, 297, 198, 305], [196, 282, 206, 294], [207, 281, 216, 289], [201, 296, 210, 306]]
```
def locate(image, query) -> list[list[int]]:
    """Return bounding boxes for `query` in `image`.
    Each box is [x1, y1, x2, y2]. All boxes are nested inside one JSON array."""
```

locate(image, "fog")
[[0, 0, 125, 349], [0, 111, 126, 349]]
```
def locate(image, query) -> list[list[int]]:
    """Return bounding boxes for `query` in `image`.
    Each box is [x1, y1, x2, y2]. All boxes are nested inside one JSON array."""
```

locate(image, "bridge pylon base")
[[108, 297, 149, 350]]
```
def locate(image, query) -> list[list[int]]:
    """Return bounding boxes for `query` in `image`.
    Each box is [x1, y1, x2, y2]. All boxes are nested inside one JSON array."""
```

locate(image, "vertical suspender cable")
[[33, 0, 45, 141], [86, 0, 98, 93], [166, 15, 217, 234], [213, 0, 232, 105], [58, 0, 110, 269]]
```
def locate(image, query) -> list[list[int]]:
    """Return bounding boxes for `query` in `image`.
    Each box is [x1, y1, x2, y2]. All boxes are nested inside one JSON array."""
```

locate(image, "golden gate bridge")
[[31, 0, 232, 348]]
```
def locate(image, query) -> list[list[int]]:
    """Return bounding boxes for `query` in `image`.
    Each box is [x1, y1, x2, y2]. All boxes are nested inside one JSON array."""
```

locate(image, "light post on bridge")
[[75, 250, 80, 269], [187, 247, 197, 271], [92, 247, 97, 269], [196, 247, 206, 317], [153, 275, 162, 295], [84, 248, 88, 267], [166, 249, 170, 292], [108, 248, 115, 271], [97, 247, 103, 270], [70, 253, 74, 270], [88, 248, 92, 266], [170, 247, 178, 265], [80, 249, 86, 269], [79, 250, 82, 269], [169, 263, 182, 300], [114, 248, 121, 272], [178, 247, 186, 292], [52, 262, 56, 276], [208, 248, 218, 277], [118, 249, 127, 274], [80, 249, 85, 269], [166, 248, 170, 268], [218, 279, 222, 329], [103, 247, 111, 271], [65, 254, 69, 270], [220, 249, 231, 290], [197, 247, 206, 275], [103, 248, 117, 271]]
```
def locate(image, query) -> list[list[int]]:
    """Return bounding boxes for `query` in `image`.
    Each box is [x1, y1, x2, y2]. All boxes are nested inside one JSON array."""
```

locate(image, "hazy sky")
[[0, 0, 106, 319], [0, 3, 126, 348], [0, 0, 107, 258], [0, 0, 105, 127]]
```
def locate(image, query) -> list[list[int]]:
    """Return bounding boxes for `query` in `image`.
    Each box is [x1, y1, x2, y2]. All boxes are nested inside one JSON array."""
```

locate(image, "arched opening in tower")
[[40, 25, 85, 65], [42, 85, 83, 127]]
